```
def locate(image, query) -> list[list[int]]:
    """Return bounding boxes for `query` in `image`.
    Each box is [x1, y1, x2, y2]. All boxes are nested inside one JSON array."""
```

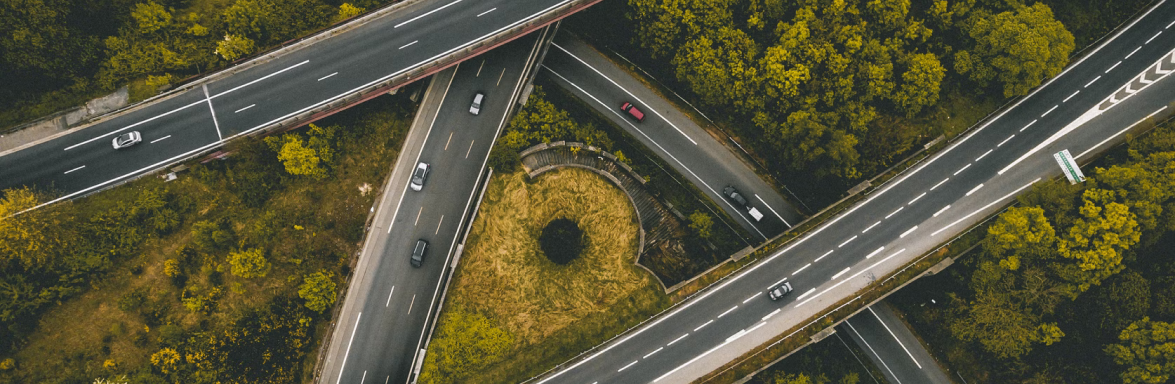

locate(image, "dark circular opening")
[[539, 218, 584, 265]]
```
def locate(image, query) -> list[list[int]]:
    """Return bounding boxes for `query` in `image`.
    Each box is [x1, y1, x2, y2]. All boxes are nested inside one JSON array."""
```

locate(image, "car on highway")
[[112, 131, 142, 149], [410, 239, 428, 267], [767, 281, 793, 300], [410, 162, 430, 191], [722, 185, 764, 221], [470, 92, 485, 115], [619, 102, 645, 122]]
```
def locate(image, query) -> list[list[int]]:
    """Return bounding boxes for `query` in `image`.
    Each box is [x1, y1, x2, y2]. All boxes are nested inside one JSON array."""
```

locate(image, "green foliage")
[[1096, 271, 1151, 332], [673, 27, 761, 113], [0, 188, 61, 268], [894, 53, 946, 116], [190, 219, 233, 253], [1057, 188, 1140, 292], [955, 3, 1075, 97], [221, 0, 333, 44], [265, 123, 337, 179], [337, 2, 365, 21], [227, 248, 270, 278], [627, 0, 735, 59], [951, 266, 1067, 359], [768, 372, 814, 384], [297, 270, 337, 313], [489, 86, 616, 172], [1105, 317, 1175, 384], [688, 210, 713, 239], [421, 308, 514, 383], [131, 2, 172, 35], [215, 34, 255, 61], [0, 0, 98, 79], [981, 206, 1056, 270]]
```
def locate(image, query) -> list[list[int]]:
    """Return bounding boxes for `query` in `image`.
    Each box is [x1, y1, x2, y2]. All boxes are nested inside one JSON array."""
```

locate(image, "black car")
[[410, 239, 428, 267], [722, 185, 749, 207], [767, 281, 793, 300]]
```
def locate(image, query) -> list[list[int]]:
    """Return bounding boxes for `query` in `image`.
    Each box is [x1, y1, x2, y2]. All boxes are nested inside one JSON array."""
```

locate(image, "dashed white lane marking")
[[762, 308, 781, 321], [414, 206, 423, 226], [975, 149, 993, 162], [1021, 119, 1037, 132], [407, 294, 416, 314], [831, 267, 851, 280], [399, 40, 418, 49], [1064, 90, 1080, 102], [801, 249, 906, 307], [1168, 19, 1175, 29], [865, 246, 885, 259], [318, 72, 338, 81], [617, 360, 638, 372], [755, 194, 791, 227], [838, 235, 858, 248], [862, 221, 881, 233], [643, 347, 663, 359], [667, 333, 689, 346], [476, 7, 496, 17], [1077, 106, 1168, 159], [694, 319, 714, 332], [792, 263, 811, 276], [234, 104, 255, 113], [743, 294, 757, 304], [718, 306, 738, 318], [953, 163, 971, 176], [465, 140, 475, 158], [385, 286, 395, 307], [796, 288, 815, 300], [998, 134, 1015, 147], [150, 135, 171, 144], [1042, 104, 1059, 116], [63, 165, 85, 174], [966, 184, 985, 196], [1085, 76, 1101, 88], [930, 178, 949, 191], [1146, 31, 1163, 44], [931, 178, 1041, 236], [394, 0, 462, 28], [1126, 46, 1143, 59], [870, 306, 923, 369], [900, 226, 917, 238], [435, 215, 444, 235], [1106, 60, 1123, 73], [933, 205, 951, 217], [907, 192, 927, 205], [885, 206, 903, 219], [815, 249, 834, 262], [360, 370, 367, 384], [334, 312, 361, 384], [726, 323, 765, 343]]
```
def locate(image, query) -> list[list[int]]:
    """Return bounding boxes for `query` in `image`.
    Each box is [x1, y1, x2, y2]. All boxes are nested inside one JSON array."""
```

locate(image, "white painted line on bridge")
[[1042, 105, 1059, 117], [931, 178, 1042, 236], [801, 249, 906, 308], [1021, 119, 1037, 132], [900, 226, 917, 238], [762, 309, 781, 321], [966, 184, 984, 196], [694, 319, 714, 332], [1126, 46, 1143, 59], [998, 134, 1015, 147], [667, 333, 689, 346], [743, 294, 757, 304], [953, 163, 971, 175], [617, 360, 638, 372], [1107, 60, 1123, 73], [718, 306, 738, 319], [1146, 31, 1163, 44], [1077, 106, 1168, 159], [862, 221, 881, 233], [815, 249, 834, 262], [1085, 76, 1101, 88], [1064, 90, 1080, 102], [796, 288, 815, 300], [839, 236, 858, 248], [907, 192, 926, 205], [792, 263, 811, 276], [234, 104, 255, 113], [394, 0, 463, 28], [399, 40, 418, 49], [832, 267, 851, 280], [933, 205, 951, 217], [150, 135, 171, 144], [318, 72, 338, 81], [885, 206, 903, 219], [930, 178, 949, 191], [643, 347, 663, 359], [975, 149, 993, 161], [865, 247, 885, 259], [63, 165, 85, 174], [476, 7, 496, 17]]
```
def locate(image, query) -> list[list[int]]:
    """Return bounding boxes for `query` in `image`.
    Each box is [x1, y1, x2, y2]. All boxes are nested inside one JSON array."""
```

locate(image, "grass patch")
[[418, 168, 669, 383]]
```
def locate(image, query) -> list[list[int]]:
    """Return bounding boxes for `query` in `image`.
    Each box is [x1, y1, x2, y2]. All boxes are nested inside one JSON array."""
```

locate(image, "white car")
[[410, 162, 430, 191], [112, 131, 142, 149], [469, 92, 485, 115], [767, 281, 793, 300]]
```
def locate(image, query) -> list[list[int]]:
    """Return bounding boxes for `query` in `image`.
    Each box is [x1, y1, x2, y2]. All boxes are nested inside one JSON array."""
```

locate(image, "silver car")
[[410, 162, 430, 191], [112, 131, 142, 149], [767, 281, 793, 300], [469, 92, 484, 115]]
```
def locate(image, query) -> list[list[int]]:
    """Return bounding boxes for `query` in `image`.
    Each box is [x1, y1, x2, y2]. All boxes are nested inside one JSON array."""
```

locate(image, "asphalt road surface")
[[842, 303, 952, 384], [535, 3, 1175, 383], [0, 0, 580, 207], [315, 31, 548, 384], [541, 34, 802, 240]]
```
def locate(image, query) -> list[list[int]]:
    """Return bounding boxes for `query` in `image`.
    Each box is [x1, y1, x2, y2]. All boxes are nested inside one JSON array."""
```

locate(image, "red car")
[[620, 102, 645, 122]]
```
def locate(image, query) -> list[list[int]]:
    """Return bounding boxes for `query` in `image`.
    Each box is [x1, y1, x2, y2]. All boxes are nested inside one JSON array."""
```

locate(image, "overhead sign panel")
[[1053, 149, 1086, 184]]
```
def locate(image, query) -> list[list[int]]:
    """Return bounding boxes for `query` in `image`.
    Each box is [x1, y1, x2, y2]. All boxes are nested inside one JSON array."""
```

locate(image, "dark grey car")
[[410, 239, 428, 268]]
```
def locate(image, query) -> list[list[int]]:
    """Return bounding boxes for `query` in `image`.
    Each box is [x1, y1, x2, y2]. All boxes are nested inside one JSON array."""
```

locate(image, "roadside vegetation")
[[889, 118, 1175, 383], [0, 94, 413, 383], [565, 0, 1151, 208], [748, 331, 886, 384], [0, 0, 384, 129], [417, 168, 668, 384]]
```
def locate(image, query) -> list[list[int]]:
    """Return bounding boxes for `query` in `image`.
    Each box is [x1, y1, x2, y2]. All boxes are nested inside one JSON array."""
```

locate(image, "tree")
[[955, 3, 1075, 97], [336, 2, 364, 21], [422, 308, 514, 382], [190, 219, 233, 252], [1096, 271, 1151, 331], [0, 0, 96, 78], [215, 34, 255, 61], [98, 35, 189, 88], [688, 211, 713, 239], [768, 372, 814, 384], [981, 206, 1057, 270], [0, 188, 65, 268], [267, 134, 326, 179], [627, 0, 736, 59], [1105, 317, 1175, 384], [298, 271, 337, 313], [673, 27, 761, 113], [131, 2, 172, 35], [228, 248, 270, 278], [1057, 188, 1140, 292], [893, 52, 945, 116]]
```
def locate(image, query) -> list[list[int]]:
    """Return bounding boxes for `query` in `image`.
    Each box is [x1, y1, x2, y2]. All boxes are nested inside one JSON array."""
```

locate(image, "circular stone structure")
[[539, 218, 585, 265]]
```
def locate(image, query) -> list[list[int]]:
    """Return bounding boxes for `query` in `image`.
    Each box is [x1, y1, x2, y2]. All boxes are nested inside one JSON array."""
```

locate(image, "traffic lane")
[[545, 36, 802, 227], [538, 64, 784, 240], [842, 303, 952, 384], [331, 33, 540, 384]]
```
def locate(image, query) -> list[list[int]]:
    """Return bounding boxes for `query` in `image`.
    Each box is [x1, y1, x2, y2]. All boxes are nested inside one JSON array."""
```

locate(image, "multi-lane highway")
[[315, 30, 550, 384], [541, 34, 801, 240], [0, 0, 587, 207], [535, 2, 1175, 383]]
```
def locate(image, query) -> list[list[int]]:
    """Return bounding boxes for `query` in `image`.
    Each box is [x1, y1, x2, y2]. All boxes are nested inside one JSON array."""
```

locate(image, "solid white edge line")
[[966, 184, 984, 196], [869, 307, 923, 369], [831, 267, 851, 280], [334, 312, 361, 384], [1076, 106, 1169, 159], [550, 43, 698, 145], [933, 205, 951, 217], [476, 7, 496, 17], [931, 178, 1041, 237], [792, 263, 811, 276], [864, 247, 885, 259], [149, 135, 171, 144], [542, 66, 768, 240], [394, 0, 462, 28], [63, 165, 85, 174], [755, 194, 791, 227], [899, 226, 917, 238], [838, 235, 857, 248]]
